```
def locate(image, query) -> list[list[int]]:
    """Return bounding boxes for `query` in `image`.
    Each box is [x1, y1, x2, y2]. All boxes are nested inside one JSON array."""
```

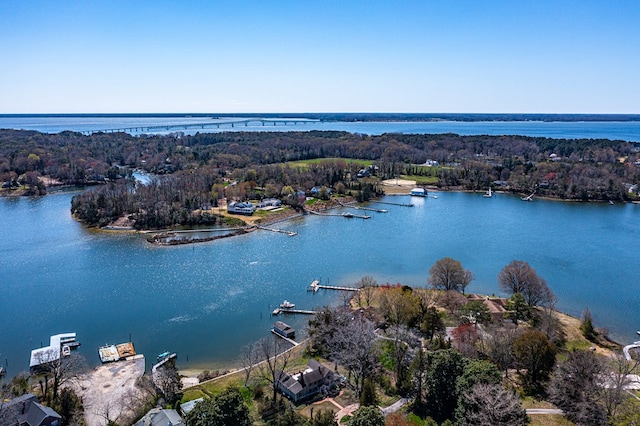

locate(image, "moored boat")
[[280, 300, 295, 309]]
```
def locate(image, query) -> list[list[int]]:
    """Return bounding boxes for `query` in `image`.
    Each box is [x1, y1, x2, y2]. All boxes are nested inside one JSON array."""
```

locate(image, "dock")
[[271, 329, 300, 346], [308, 279, 359, 293], [336, 199, 387, 213], [352, 206, 388, 213], [272, 308, 318, 316], [369, 200, 414, 207], [256, 226, 297, 236], [98, 342, 136, 363], [307, 210, 370, 219]]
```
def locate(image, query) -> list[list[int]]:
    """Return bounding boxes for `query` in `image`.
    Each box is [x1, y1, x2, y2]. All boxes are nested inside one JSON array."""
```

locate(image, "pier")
[[369, 200, 414, 207], [307, 210, 370, 219], [271, 329, 300, 346], [308, 279, 359, 293], [271, 308, 318, 316], [352, 206, 388, 213], [256, 226, 297, 236], [336, 200, 387, 213]]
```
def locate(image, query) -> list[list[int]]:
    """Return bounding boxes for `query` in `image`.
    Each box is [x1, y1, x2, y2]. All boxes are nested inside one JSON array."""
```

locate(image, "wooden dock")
[[369, 201, 414, 207], [336, 200, 387, 213], [307, 210, 370, 219], [272, 308, 318, 316], [256, 226, 297, 236], [271, 329, 300, 346], [308, 280, 359, 293], [352, 206, 388, 213]]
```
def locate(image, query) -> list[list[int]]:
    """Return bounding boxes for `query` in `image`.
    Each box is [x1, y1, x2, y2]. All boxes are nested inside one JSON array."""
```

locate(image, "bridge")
[[81, 118, 320, 135]]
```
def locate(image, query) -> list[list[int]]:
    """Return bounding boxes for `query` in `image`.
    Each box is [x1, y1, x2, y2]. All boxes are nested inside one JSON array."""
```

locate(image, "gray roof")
[[134, 408, 184, 426], [3, 394, 62, 426]]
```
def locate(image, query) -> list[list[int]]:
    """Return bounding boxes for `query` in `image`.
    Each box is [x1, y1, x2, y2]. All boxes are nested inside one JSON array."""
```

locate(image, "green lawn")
[[284, 158, 374, 169], [400, 174, 439, 185]]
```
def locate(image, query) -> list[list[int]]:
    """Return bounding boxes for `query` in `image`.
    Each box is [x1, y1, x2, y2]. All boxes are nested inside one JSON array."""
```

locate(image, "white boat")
[[62, 345, 71, 357], [521, 192, 534, 201], [280, 300, 295, 309], [483, 187, 493, 198]]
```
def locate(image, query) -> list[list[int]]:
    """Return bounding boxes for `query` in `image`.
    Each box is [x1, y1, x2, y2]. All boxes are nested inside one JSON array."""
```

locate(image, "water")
[[1, 115, 639, 142], [1, 191, 638, 376], [1, 116, 639, 375]]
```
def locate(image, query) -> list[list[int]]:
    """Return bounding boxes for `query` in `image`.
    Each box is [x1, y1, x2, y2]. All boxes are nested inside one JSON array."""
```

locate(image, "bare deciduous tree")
[[239, 343, 262, 386], [428, 257, 474, 293], [458, 383, 529, 426], [256, 336, 294, 403], [32, 349, 87, 404], [357, 276, 378, 307], [498, 260, 553, 307]]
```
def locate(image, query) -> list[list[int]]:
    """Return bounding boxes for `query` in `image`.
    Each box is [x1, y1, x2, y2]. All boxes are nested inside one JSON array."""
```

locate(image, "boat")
[[637, 331, 640, 336], [521, 192, 534, 201], [483, 187, 493, 198], [62, 345, 71, 357], [280, 300, 295, 309], [342, 212, 354, 218]]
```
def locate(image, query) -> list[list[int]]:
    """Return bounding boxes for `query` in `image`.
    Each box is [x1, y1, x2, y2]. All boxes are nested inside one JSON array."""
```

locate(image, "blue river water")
[[1, 191, 638, 375], [0, 117, 639, 376]]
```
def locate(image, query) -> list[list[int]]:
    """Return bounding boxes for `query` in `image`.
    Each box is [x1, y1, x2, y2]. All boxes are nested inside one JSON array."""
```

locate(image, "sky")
[[1, 0, 639, 114]]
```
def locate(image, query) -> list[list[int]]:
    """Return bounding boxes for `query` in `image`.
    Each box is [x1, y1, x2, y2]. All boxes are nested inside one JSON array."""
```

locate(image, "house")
[[356, 168, 371, 178], [2, 393, 62, 426], [179, 397, 204, 416], [277, 360, 337, 403], [134, 407, 184, 426], [258, 198, 282, 208], [310, 186, 332, 196], [226, 201, 255, 215], [467, 294, 508, 322]]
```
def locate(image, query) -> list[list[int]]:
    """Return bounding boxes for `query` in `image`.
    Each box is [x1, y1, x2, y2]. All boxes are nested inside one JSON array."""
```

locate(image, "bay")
[[1, 191, 638, 376], [1, 115, 639, 142]]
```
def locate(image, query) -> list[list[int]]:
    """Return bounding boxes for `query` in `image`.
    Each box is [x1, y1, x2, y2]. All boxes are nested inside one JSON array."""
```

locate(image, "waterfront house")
[[227, 201, 255, 215], [258, 198, 282, 208], [3, 393, 62, 426], [277, 360, 337, 403], [467, 294, 508, 323]]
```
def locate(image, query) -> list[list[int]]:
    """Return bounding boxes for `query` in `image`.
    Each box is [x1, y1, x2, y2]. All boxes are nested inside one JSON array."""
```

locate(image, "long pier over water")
[[81, 118, 319, 135]]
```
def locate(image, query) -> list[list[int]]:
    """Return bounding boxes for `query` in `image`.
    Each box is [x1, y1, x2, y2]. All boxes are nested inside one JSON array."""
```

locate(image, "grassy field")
[[284, 158, 374, 169], [400, 174, 439, 185]]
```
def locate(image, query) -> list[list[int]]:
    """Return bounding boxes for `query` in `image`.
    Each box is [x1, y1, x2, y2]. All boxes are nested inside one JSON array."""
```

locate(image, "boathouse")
[[273, 321, 295, 339], [410, 188, 426, 197], [30, 333, 79, 373], [277, 360, 338, 403]]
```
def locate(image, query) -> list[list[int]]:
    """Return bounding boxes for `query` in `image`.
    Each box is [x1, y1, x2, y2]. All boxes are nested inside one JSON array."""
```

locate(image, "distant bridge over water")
[[81, 118, 320, 135]]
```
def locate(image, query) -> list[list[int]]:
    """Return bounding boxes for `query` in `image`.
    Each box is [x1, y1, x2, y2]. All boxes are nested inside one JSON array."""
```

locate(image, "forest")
[[1, 129, 639, 228]]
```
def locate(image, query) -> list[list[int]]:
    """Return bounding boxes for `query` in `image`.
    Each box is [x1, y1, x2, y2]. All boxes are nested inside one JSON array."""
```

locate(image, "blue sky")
[[1, 1, 638, 113]]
